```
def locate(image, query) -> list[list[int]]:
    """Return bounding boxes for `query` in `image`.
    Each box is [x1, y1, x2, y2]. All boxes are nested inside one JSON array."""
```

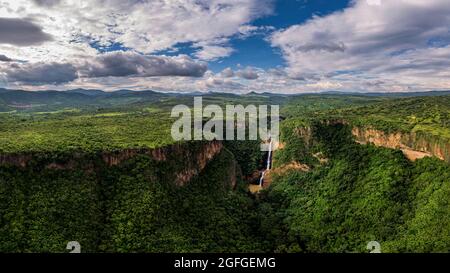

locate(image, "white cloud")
[[0, 0, 275, 90], [194, 43, 234, 61], [4, 62, 78, 85], [2, 0, 450, 93], [1, 52, 207, 85], [366, 0, 381, 6], [0, 0, 273, 61], [0, 18, 53, 46], [235, 66, 260, 80], [80, 52, 207, 78], [220, 67, 235, 78], [0, 54, 12, 62], [271, 0, 450, 91]]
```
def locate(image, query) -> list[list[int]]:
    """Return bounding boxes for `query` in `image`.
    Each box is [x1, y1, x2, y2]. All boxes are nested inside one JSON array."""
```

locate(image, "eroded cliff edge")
[[351, 127, 450, 162], [0, 140, 226, 186], [0, 140, 243, 252], [286, 121, 449, 163]]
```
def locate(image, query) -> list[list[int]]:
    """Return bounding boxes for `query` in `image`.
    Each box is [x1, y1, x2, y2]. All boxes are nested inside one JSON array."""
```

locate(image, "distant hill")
[[318, 90, 450, 97], [0, 88, 170, 112], [65, 89, 107, 96], [1, 87, 450, 113]]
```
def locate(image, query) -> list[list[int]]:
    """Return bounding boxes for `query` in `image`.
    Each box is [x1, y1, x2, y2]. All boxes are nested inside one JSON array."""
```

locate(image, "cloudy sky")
[[1, 0, 450, 93]]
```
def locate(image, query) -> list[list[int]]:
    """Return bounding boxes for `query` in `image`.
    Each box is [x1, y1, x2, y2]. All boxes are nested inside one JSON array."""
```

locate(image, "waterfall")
[[259, 137, 273, 187], [258, 172, 265, 187]]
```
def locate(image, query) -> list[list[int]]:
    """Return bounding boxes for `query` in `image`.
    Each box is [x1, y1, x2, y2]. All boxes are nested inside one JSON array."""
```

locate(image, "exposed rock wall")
[[0, 141, 224, 186], [352, 127, 449, 162], [0, 154, 32, 167], [289, 122, 449, 163]]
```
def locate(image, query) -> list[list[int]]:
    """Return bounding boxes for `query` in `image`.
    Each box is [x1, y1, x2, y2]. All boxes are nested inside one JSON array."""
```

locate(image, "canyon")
[[0, 140, 225, 187], [351, 127, 449, 162], [291, 122, 449, 163]]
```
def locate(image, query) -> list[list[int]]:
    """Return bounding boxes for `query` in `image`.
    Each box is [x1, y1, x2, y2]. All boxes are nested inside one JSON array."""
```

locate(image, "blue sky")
[[141, 0, 352, 73], [89, 0, 352, 73], [1, 0, 450, 93], [208, 0, 351, 72]]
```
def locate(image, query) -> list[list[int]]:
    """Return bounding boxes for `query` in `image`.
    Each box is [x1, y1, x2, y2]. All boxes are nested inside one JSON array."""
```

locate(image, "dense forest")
[[0, 90, 450, 253], [0, 143, 263, 252], [261, 122, 450, 252]]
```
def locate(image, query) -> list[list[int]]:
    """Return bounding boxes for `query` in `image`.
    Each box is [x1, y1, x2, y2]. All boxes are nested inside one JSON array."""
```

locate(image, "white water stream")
[[259, 138, 273, 187]]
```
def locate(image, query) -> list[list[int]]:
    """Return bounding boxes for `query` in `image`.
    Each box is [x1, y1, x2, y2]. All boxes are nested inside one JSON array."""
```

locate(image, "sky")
[[1, 0, 450, 93]]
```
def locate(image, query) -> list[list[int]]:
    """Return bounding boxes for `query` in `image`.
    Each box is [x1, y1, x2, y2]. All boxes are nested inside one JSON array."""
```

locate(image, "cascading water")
[[259, 137, 273, 187]]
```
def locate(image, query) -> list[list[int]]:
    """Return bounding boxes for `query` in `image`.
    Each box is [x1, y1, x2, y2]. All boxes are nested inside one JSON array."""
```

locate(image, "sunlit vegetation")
[[326, 96, 450, 137], [0, 90, 449, 253], [0, 147, 266, 252], [259, 121, 450, 253], [0, 110, 175, 153]]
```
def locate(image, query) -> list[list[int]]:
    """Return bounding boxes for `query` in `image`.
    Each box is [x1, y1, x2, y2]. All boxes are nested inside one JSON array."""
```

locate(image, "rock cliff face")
[[0, 141, 224, 186], [294, 127, 313, 146], [288, 121, 449, 163], [170, 141, 224, 186], [0, 154, 32, 168], [352, 127, 449, 162], [100, 142, 220, 167]]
